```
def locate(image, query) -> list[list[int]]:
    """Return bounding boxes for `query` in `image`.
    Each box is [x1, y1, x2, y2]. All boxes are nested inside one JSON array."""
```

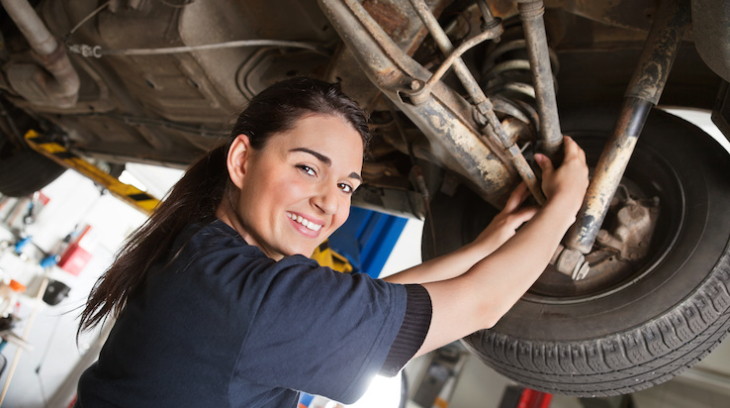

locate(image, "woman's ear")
[[227, 134, 252, 189]]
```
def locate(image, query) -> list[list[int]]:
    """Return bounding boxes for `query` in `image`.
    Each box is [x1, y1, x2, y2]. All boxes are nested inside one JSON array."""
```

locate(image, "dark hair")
[[78, 78, 370, 334]]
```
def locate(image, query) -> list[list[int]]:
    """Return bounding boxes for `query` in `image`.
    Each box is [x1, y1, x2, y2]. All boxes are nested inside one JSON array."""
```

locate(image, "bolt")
[[574, 262, 591, 280], [556, 248, 585, 277], [410, 80, 422, 91]]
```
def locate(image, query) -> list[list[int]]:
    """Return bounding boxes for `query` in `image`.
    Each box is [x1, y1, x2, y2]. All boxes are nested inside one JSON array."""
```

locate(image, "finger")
[[518, 182, 532, 204], [504, 182, 528, 212], [563, 136, 576, 154], [508, 206, 539, 227], [535, 153, 554, 176], [563, 136, 584, 161]]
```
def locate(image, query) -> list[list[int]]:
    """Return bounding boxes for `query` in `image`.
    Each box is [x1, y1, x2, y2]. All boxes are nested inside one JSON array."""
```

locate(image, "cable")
[[156, 0, 195, 7], [64, 1, 112, 41], [68, 39, 332, 58], [70, 112, 229, 138]]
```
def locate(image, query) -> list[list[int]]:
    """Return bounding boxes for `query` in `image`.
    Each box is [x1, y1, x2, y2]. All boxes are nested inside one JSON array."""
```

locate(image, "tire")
[[0, 143, 66, 197], [423, 107, 730, 396]]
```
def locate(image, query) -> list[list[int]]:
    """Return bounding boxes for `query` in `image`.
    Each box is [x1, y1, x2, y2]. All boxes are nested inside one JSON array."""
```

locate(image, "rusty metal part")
[[555, 246, 590, 280], [565, 0, 689, 256], [406, 0, 495, 114], [501, 117, 530, 145], [506, 142, 545, 205], [625, 0, 691, 104], [2, 0, 57, 55], [319, 0, 519, 208], [2, 0, 80, 108], [413, 24, 505, 98], [565, 97, 651, 254], [596, 196, 660, 261], [487, 0, 658, 33], [512, 0, 562, 160], [492, 96, 532, 125], [481, 37, 560, 109], [476, 0, 501, 34], [406, 0, 546, 204], [483, 38, 558, 74], [555, 189, 660, 279]]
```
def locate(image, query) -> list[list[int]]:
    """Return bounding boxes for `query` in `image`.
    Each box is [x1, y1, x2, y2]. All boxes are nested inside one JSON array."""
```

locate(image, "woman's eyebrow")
[[291, 147, 362, 182], [290, 147, 331, 166], [350, 172, 363, 183]]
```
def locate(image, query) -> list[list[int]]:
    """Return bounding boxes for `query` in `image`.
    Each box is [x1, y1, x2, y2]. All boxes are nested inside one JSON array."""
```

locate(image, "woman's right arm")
[[384, 182, 537, 285], [414, 136, 589, 357]]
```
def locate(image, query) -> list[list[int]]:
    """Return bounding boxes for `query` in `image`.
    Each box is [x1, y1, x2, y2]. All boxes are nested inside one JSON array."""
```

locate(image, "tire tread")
[[464, 252, 730, 396]]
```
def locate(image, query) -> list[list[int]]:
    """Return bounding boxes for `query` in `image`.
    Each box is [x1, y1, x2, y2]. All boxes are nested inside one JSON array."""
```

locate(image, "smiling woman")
[[73, 77, 589, 408], [216, 115, 364, 260]]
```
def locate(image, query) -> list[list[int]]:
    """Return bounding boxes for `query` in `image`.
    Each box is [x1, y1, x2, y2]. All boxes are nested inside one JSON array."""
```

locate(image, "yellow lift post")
[[25, 130, 158, 214]]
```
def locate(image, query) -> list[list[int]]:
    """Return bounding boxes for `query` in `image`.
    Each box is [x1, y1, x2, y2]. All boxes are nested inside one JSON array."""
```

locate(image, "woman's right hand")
[[535, 136, 589, 216], [413, 135, 591, 358]]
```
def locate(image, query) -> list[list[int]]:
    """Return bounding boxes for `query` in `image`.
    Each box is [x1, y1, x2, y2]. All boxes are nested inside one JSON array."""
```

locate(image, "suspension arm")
[[562, 0, 690, 262], [513, 0, 563, 161]]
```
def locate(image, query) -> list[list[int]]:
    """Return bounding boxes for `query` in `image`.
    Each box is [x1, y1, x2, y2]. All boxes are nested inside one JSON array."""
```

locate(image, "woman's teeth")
[[287, 213, 322, 231]]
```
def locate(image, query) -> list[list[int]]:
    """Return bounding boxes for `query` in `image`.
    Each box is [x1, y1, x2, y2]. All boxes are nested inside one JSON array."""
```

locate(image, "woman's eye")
[[297, 165, 316, 176], [339, 183, 354, 194]]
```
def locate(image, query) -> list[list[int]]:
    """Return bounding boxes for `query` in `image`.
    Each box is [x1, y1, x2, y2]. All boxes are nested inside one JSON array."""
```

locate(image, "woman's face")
[[221, 114, 364, 260]]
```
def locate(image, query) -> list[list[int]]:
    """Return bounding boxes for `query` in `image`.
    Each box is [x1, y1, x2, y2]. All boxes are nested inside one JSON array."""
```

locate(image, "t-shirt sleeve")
[[380, 284, 432, 377], [230, 255, 431, 404]]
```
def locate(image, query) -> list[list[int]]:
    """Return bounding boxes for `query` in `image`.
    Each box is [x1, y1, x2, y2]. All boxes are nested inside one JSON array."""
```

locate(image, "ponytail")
[[78, 144, 229, 335]]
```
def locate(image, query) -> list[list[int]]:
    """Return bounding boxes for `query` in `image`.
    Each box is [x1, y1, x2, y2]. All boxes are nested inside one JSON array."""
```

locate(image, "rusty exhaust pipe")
[[2, 0, 80, 108]]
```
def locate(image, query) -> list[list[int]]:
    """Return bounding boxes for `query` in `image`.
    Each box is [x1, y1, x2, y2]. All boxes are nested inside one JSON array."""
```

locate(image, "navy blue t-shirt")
[[77, 220, 431, 407]]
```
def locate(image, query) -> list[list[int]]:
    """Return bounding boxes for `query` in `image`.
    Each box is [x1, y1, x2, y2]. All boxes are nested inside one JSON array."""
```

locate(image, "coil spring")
[[480, 21, 559, 141]]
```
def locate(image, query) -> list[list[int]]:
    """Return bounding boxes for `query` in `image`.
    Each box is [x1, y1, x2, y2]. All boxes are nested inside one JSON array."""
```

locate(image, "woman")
[[76, 77, 588, 407]]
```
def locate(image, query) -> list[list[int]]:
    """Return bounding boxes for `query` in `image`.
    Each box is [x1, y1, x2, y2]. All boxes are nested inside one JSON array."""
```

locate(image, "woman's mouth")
[[286, 212, 323, 232]]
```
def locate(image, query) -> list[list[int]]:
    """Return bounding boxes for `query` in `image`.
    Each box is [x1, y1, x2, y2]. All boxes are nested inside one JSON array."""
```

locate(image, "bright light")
[[344, 373, 403, 408], [118, 170, 148, 192]]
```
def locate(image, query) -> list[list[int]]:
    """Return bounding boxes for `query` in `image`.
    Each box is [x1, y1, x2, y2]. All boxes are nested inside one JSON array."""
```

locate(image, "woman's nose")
[[311, 184, 339, 215]]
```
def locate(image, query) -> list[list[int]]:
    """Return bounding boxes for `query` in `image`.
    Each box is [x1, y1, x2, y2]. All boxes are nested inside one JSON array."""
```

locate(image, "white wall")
[[0, 166, 180, 407]]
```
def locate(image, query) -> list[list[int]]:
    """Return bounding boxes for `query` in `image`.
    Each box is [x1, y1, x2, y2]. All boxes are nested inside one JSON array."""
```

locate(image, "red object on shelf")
[[58, 242, 92, 276], [37, 191, 50, 206], [518, 388, 552, 408]]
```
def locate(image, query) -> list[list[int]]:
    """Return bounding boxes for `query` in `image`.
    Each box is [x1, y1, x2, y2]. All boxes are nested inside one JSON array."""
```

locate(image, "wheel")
[[423, 107, 730, 396], [0, 137, 66, 197]]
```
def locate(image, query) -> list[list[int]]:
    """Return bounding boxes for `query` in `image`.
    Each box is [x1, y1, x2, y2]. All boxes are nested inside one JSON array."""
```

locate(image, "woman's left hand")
[[384, 183, 537, 285], [472, 182, 538, 254]]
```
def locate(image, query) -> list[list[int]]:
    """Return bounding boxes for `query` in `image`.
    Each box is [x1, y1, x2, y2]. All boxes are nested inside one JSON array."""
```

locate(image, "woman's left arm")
[[383, 182, 538, 285]]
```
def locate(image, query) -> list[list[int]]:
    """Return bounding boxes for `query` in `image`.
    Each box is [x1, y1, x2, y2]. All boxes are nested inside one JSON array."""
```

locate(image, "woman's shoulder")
[[181, 219, 254, 252]]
